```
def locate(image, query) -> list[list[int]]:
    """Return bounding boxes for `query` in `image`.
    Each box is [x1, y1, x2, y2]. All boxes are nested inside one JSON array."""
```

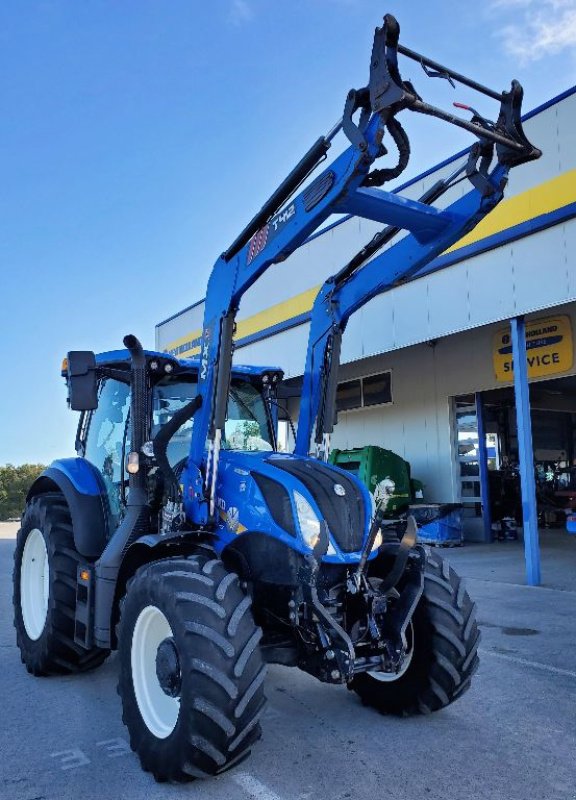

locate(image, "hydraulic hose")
[[152, 395, 203, 499], [362, 118, 410, 187]]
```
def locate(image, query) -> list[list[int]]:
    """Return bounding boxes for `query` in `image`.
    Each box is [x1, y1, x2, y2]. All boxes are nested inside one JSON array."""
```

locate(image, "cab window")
[[151, 375, 274, 461], [152, 375, 198, 467], [224, 381, 273, 451], [84, 378, 130, 526]]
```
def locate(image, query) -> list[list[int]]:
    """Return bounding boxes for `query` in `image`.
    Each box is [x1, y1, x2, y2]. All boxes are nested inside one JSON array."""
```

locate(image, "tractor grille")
[[268, 458, 365, 553]]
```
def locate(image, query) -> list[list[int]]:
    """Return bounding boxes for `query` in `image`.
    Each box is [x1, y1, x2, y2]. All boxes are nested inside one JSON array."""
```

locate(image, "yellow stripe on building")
[[166, 285, 320, 357], [167, 328, 202, 352], [233, 285, 320, 341], [445, 169, 576, 254], [165, 171, 576, 358]]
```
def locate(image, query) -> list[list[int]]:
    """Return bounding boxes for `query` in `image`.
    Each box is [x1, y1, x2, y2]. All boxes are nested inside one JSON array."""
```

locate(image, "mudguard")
[[221, 532, 305, 586], [27, 458, 110, 559]]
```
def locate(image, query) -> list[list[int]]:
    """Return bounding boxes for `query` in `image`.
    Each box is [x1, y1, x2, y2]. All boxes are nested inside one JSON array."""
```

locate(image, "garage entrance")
[[454, 373, 576, 586], [456, 375, 576, 530]]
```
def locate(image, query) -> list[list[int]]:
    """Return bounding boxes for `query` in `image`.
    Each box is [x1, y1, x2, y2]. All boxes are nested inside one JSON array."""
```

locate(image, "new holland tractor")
[[13, 14, 540, 781]]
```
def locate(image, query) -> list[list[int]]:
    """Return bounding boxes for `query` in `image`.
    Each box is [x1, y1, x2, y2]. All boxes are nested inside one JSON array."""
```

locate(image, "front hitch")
[[374, 544, 426, 672], [297, 546, 356, 684], [294, 516, 428, 684]]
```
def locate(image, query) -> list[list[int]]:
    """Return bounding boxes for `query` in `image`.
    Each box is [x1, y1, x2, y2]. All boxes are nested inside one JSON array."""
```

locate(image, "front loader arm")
[[185, 13, 540, 525], [186, 107, 387, 524], [185, 18, 399, 524], [295, 138, 540, 457]]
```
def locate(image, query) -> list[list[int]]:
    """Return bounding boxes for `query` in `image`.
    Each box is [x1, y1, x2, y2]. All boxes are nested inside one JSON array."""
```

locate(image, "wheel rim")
[[368, 621, 415, 683], [131, 605, 180, 739], [20, 528, 49, 641]]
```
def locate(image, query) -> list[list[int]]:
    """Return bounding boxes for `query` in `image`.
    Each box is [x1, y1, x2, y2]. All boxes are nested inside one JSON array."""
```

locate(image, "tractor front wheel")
[[117, 555, 266, 781], [13, 493, 109, 676], [351, 554, 480, 715]]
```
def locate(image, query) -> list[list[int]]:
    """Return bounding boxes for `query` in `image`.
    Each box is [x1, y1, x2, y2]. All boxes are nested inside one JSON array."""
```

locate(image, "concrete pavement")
[[1, 525, 575, 800]]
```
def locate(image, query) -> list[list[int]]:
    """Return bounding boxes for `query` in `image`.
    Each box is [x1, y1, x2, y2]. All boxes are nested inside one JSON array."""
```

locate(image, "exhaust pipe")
[[123, 334, 147, 491], [94, 334, 150, 647]]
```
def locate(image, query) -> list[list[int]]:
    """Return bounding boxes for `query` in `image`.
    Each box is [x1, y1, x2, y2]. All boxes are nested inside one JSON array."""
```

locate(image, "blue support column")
[[475, 393, 492, 542], [510, 316, 541, 586]]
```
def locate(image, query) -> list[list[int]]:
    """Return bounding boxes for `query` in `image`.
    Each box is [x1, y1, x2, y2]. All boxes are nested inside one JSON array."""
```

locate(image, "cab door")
[[82, 377, 131, 529]]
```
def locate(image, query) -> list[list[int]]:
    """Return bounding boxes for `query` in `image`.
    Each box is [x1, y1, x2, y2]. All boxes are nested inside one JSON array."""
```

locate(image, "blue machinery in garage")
[[14, 15, 541, 782]]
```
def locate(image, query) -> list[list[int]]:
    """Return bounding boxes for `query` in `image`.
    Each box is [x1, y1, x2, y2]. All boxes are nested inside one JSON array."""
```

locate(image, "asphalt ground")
[[1, 521, 575, 800]]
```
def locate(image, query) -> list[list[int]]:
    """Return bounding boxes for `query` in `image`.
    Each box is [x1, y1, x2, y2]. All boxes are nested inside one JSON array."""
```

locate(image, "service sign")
[[493, 315, 573, 382]]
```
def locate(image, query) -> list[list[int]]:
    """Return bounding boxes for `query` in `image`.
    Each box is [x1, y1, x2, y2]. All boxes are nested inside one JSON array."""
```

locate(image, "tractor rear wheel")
[[13, 493, 109, 676], [117, 555, 266, 781], [351, 554, 480, 715]]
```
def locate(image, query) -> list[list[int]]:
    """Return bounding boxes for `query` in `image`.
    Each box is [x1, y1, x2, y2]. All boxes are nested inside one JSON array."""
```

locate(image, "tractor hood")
[[215, 450, 372, 561]]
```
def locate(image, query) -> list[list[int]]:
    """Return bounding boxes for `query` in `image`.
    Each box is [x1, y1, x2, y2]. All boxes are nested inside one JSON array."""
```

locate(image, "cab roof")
[[94, 348, 282, 379]]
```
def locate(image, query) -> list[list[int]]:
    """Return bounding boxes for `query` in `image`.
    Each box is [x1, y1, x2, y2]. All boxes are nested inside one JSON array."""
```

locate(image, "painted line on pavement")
[[234, 771, 286, 800], [464, 576, 576, 596], [481, 648, 576, 679]]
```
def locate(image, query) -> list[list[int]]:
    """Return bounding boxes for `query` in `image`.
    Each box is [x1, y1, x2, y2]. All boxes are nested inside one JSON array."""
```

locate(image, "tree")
[[0, 464, 46, 521]]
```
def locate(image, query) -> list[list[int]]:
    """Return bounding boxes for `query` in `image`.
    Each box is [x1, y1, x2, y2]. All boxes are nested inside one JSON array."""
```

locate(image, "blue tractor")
[[13, 15, 540, 781]]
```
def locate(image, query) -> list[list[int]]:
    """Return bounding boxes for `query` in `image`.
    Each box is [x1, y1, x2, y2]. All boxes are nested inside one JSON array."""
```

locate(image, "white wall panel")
[[510, 226, 573, 313], [557, 96, 576, 172], [234, 324, 309, 379], [425, 265, 470, 340], [466, 250, 516, 328], [565, 222, 576, 299], [388, 280, 431, 351]]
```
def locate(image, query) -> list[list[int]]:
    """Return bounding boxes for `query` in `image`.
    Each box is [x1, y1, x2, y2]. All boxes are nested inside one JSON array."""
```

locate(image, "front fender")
[[27, 458, 110, 559], [97, 531, 215, 649]]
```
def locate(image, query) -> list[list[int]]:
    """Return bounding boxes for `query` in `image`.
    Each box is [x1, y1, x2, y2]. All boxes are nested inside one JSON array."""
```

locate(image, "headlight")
[[293, 491, 321, 550]]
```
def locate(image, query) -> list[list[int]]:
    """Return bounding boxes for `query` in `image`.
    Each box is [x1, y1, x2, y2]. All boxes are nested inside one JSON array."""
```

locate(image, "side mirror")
[[67, 351, 98, 411]]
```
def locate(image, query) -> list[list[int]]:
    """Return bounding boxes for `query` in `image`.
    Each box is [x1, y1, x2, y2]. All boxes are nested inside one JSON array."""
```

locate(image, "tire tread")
[[13, 493, 109, 676], [352, 554, 480, 716], [117, 555, 265, 782]]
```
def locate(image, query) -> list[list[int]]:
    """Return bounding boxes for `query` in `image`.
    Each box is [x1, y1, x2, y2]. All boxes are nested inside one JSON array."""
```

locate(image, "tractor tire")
[[351, 553, 480, 715], [13, 493, 109, 676], [117, 555, 266, 782]]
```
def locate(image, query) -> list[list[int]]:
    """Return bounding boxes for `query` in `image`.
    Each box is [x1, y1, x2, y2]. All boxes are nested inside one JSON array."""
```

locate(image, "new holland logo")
[[226, 507, 240, 532]]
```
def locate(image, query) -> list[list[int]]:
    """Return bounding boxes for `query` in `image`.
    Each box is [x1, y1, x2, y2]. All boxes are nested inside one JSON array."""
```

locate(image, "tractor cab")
[[64, 348, 283, 531]]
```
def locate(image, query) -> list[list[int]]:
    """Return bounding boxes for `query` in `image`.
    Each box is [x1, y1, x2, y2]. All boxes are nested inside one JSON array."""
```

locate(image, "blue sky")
[[1, 0, 575, 465]]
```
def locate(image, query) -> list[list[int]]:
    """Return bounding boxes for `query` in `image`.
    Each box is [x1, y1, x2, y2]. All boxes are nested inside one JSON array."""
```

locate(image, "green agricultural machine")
[[330, 446, 423, 517]]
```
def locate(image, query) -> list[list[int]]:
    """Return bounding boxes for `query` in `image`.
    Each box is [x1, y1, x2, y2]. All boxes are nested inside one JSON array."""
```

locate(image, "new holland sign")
[[493, 316, 573, 382]]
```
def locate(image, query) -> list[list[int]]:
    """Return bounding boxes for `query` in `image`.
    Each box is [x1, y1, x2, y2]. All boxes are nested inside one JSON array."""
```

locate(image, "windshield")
[[152, 375, 273, 466], [152, 375, 198, 466], [224, 381, 274, 452]]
